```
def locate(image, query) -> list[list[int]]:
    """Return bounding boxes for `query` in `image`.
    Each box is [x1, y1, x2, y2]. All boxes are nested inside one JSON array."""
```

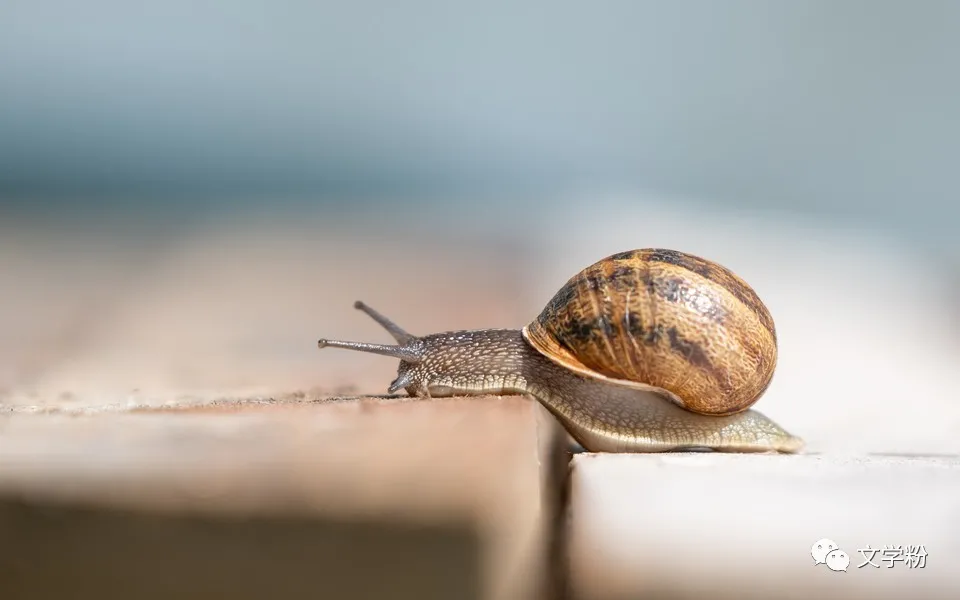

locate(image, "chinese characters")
[[857, 545, 928, 569]]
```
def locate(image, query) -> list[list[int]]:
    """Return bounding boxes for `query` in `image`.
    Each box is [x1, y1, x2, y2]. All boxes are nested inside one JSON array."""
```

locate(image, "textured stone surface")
[[0, 396, 566, 600], [566, 452, 960, 600], [0, 214, 557, 599]]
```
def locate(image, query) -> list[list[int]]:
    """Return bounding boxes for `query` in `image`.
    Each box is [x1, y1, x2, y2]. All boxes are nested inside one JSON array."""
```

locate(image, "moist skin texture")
[[395, 329, 803, 454]]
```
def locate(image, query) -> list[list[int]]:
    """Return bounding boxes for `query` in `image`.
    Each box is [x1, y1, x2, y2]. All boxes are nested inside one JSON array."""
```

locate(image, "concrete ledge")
[[566, 453, 960, 600], [0, 395, 566, 600]]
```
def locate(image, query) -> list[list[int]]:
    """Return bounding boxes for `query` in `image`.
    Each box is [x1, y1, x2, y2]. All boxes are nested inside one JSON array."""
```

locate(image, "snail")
[[316, 248, 803, 453]]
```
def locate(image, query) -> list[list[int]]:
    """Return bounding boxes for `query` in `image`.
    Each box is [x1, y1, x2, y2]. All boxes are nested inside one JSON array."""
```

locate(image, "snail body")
[[317, 248, 803, 453]]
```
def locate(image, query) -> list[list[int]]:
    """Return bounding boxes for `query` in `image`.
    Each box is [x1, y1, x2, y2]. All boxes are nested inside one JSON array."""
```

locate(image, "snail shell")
[[523, 248, 777, 416]]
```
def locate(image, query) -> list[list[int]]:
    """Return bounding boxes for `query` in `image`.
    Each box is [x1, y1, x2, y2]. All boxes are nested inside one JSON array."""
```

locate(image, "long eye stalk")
[[316, 301, 423, 364], [316, 338, 422, 363]]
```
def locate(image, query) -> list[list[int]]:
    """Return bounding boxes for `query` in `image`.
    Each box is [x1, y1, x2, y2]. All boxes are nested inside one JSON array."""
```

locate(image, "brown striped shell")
[[521, 249, 778, 416]]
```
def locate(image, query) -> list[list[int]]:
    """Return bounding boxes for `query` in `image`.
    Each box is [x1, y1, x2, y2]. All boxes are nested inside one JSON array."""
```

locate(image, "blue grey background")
[[1, 0, 957, 252]]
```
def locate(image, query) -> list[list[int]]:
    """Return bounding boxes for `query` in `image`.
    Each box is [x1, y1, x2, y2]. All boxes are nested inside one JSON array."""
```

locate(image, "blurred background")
[[3, 3, 960, 600], [2, 0, 959, 454]]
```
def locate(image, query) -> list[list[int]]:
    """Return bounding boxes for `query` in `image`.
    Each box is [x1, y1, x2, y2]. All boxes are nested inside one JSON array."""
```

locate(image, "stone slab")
[[0, 395, 566, 600], [566, 452, 960, 600]]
